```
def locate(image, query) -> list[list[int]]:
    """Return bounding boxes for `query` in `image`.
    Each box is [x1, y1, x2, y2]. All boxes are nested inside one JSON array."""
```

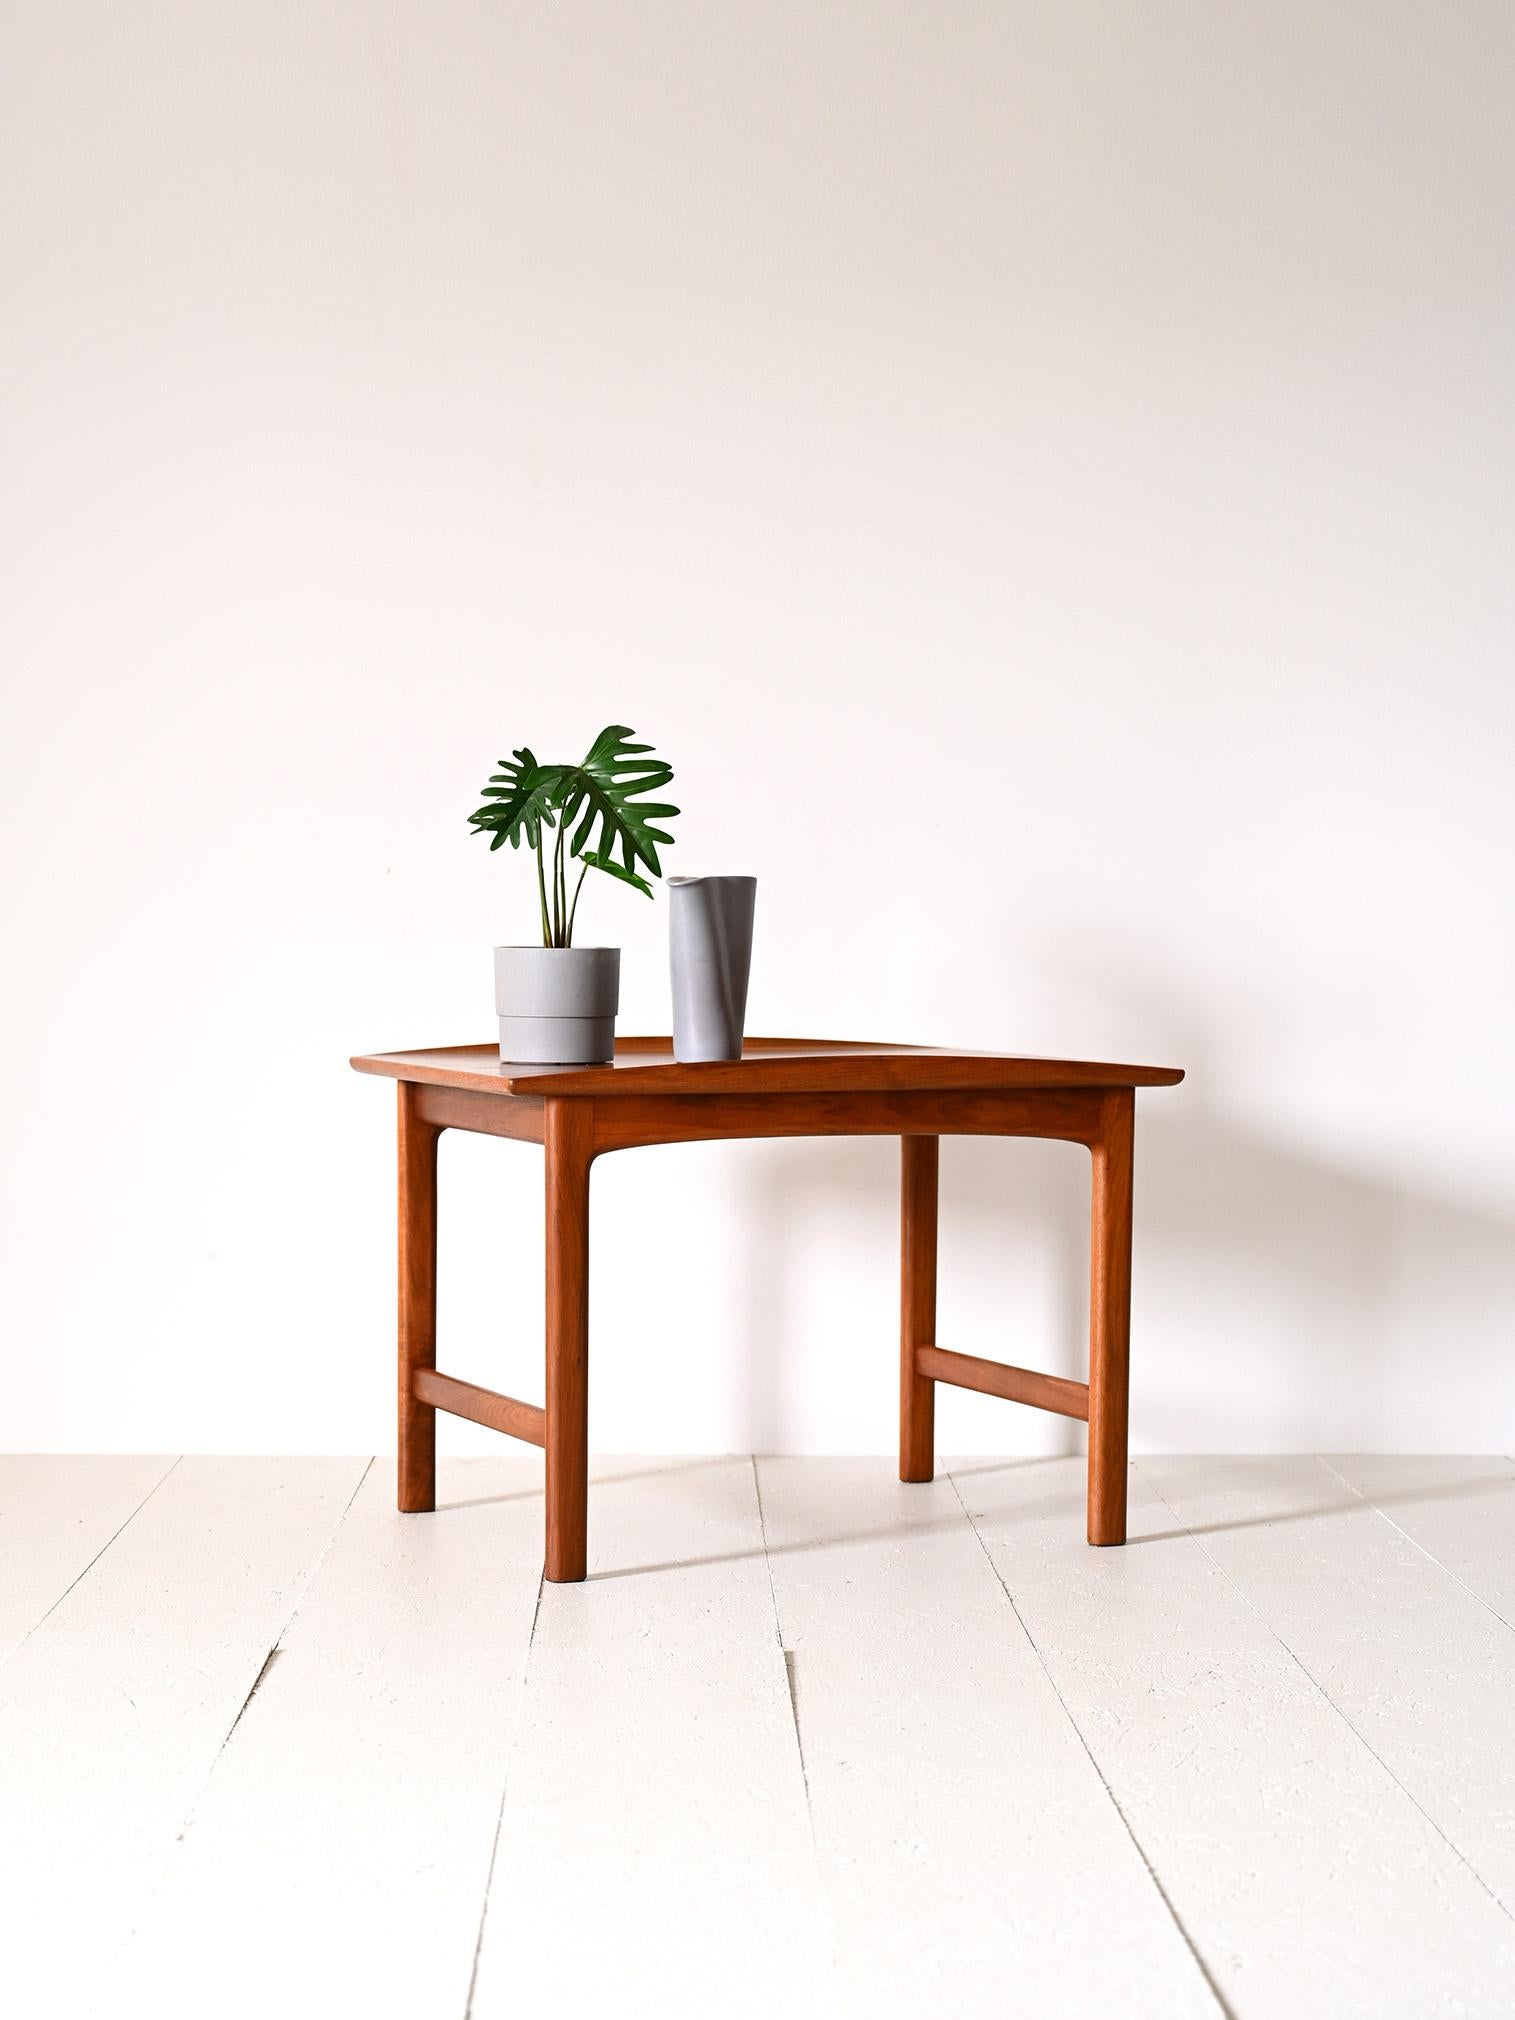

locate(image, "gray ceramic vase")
[[668, 876, 756, 1063], [494, 946, 619, 1064]]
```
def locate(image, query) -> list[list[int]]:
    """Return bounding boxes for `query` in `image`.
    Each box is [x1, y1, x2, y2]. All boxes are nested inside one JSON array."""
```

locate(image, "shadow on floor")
[[438, 1453, 1515, 1579]]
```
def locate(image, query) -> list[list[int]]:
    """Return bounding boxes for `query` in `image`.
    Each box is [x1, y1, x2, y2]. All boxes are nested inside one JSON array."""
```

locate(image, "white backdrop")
[[4, 3, 1512, 1456]]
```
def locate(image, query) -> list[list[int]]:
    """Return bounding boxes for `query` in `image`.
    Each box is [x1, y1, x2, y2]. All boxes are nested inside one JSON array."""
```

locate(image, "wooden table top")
[[350, 1037, 1184, 1099]]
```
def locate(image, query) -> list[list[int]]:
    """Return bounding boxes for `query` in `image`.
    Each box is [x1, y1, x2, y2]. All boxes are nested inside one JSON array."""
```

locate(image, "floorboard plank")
[[758, 1457, 1222, 2020], [111, 1458, 546, 2020], [1140, 1454, 1515, 1921], [469, 1457, 835, 2020], [0, 1455, 368, 2015], [954, 1455, 1515, 2018], [0, 1454, 177, 1667], [1323, 1454, 1515, 1627]]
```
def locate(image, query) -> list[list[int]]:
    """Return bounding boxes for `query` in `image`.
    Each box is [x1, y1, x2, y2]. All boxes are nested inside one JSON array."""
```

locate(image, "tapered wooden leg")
[[1087, 1088, 1134, 1545], [545, 1100, 593, 1583], [397, 1081, 439, 1513], [900, 1134, 939, 1482]]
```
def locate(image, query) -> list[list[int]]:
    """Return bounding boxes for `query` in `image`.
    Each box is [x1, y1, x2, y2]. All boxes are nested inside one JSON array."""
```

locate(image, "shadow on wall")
[[722, 1129, 1091, 1459], [690, 1101, 1515, 1455], [1135, 1107, 1515, 1449]]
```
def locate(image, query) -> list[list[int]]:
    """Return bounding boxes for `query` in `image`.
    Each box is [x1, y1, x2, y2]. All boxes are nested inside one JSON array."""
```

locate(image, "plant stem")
[[565, 861, 589, 946], [552, 817, 566, 946], [534, 832, 551, 948]]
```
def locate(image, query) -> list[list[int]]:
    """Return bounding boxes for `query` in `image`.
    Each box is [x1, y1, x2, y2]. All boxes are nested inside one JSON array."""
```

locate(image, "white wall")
[[4, 3, 1512, 1458]]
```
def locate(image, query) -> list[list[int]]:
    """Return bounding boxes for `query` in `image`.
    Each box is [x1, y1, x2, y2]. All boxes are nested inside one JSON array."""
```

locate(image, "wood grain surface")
[[351, 1035, 1185, 1099]]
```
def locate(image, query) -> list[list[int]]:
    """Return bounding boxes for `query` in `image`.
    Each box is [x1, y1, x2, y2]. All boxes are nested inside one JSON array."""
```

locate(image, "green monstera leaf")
[[467, 725, 680, 944], [559, 725, 679, 893], [467, 747, 564, 852]]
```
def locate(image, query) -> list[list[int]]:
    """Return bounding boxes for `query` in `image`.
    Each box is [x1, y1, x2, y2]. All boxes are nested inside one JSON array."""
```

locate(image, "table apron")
[[408, 1081, 1113, 1153], [412, 1084, 546, 1141], [588, 1086, 1103, 1153]]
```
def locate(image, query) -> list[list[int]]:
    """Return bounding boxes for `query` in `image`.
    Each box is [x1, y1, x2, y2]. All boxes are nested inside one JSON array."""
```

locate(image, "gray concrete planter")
[[494, 946, 620, 1064]]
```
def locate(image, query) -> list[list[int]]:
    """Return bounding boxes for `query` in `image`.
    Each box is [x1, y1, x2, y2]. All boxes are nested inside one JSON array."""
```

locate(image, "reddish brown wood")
[[1087, 1087, 1135, 1545], [900, 1136, 938, 1482], [351, 1037, 1184, 1100], [412, 1369, 546, 1447], [356, 1036, 1180, 1567], [916, 1345, 1090, 1421], [397, 1082, 439, 1513], [412, 1082, 545, 1142], [544, 1099, 594, 1583], [591, 1086, 1103, 1154]]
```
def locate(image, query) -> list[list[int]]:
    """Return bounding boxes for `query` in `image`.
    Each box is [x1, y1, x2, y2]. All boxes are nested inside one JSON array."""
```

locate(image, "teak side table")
[[350, 1038, 1184, 1582]]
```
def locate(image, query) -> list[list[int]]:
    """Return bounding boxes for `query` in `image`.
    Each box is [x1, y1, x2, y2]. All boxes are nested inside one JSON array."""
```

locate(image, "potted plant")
[[469, 725, 679, 1063]]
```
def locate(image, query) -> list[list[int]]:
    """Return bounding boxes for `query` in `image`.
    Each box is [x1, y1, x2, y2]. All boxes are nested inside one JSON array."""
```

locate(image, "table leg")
[[545, 1100, 593, 1582], [1087, 1087, 1134, 1544], [900, 1134, 939, 1482], [397, 1081, 439, 1513]]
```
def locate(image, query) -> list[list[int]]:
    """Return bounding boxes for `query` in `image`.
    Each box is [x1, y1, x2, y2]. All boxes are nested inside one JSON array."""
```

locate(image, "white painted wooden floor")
[[3, 1457, 1514, 2019]]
